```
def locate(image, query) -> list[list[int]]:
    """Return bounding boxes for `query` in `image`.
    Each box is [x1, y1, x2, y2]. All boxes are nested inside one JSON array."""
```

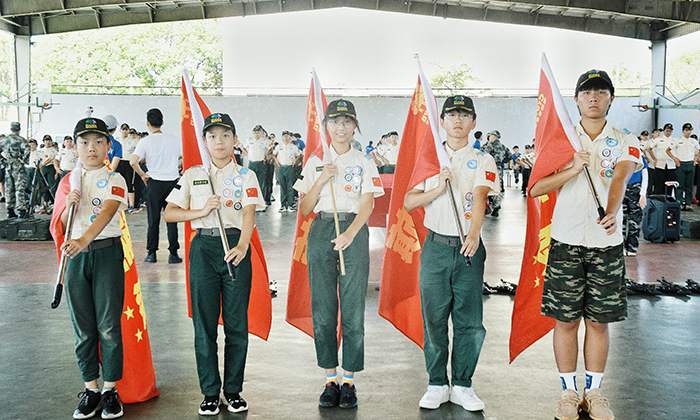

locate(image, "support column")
[[14, 35, 31, 138], [650, 40, 667, 129]]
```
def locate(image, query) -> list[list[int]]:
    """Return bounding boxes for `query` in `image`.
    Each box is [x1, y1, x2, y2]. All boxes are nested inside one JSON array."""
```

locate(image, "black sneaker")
[[198, 395, 220, 416], [144, 253, 157, 263], [319, 382, 340, 407], [168, 253, 183, 264], [73, 388, 101, 419], [6, 209, 17, 218], [338, 383, 358, 409], [224, 392, 248, 413], [100, 388, 123, 419]]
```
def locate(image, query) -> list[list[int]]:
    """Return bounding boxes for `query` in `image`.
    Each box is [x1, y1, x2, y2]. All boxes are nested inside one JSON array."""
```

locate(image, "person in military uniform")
[[164, 113, 265, 416], [481, 130, 510, 217], [622, 156, 648, 256], [0, 121, 30, 218], [530, 69, 642, 420], [669, 123, 699, 210], [294, 99, 384, 410]]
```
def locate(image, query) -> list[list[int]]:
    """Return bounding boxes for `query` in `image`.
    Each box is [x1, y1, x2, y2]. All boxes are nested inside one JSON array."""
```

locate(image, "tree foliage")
[[31, 20, 222, 95], [611, 60, 650, 95], [429, 56, 482, 95], [668, 50, 700, 94]]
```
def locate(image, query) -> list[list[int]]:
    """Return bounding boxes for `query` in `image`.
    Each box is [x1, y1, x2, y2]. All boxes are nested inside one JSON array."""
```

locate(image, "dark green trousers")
[[64, 240, 125, 383], [248, 161, 266, 201], [419, 232, 486, 387], [278, 165, 295, 208], [307, 215, 369, 372], [189, 231, 252, 396], [676, 161, 694, 205]]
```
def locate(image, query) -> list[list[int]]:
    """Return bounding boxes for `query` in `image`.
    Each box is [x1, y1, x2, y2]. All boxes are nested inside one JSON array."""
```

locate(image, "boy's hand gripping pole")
[[446, 179, 472, 268], [51, 202, 77, 309], [207, 174, 236, 281]]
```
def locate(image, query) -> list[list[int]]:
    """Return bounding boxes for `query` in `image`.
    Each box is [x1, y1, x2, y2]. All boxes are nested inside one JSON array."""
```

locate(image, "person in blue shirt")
[[473, 131, 482, 150], [622, 155, 648, 256], [365, 141, 375, 155], [511, 145, 521, 184]]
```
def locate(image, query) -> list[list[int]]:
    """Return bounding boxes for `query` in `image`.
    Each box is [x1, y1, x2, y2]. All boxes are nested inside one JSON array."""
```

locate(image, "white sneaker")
[[419, 385, 450, 409], [450, 385, 485, 411]]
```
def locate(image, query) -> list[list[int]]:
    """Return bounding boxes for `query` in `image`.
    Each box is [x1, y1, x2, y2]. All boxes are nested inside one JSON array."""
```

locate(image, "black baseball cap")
[[325, 99, 357, 119], [641, 130, 649, 136], [683, 123, 693, 131], [664, 123, 673, 130], [575, 70, 614, 95], [441, 95, 475, 117], [120, 123, 130, 130], [74, 118, 110, 140], [253, 124, 264, 132], [203, 113, 236, 135], [42, 134, 52, 142]]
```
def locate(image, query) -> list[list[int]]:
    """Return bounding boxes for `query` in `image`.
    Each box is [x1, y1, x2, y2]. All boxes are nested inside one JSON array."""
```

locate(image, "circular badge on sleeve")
[[225, 199, 234, 207], [601, 149, 612, 158], [600, 159, 611, 168], [464, 212, 472, 220], [599, 169, 606, 178], [96, 179, 108, 188], [92, 206, 101, 215], [467, 159, 478, 169], [233, 202, 243, 211], [224, 178, 233, 186], [345, 166, 353, 174], [611, 148, 621, 157], [89, 215, 97, 223], [352, 175, 361, 185], [351, 185, 361, 193], [355, 165, 363, 175], [465, 192, 473, 201], [344, 174, 353, 182], [604, 169, 614, 178], [91, 197, 102, 206], [344, 184, 352, 192], [234, 189, 242, 198], [606, 138, 619, 147], [233, 176, 243, 187], [222, 189, 232, 198]]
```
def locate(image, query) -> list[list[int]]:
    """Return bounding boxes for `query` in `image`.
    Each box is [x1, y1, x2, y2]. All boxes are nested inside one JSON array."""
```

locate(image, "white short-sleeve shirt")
[[70, 166, 128, 241]]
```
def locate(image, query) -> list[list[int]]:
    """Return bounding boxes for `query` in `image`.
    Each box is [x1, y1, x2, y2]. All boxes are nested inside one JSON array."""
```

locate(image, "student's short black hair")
[[146, 108, 163, 128], [474, 131, 482, 140]]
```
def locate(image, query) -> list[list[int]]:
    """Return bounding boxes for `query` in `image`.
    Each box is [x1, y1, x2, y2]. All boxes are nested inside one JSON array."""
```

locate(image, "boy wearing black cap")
[[648, 122, 677, 194], [245, 125, 271, 210], [530, 70, 642, 420], [404, 95, 498, 412], [671, 123, 698, 210], [164, 113, 264, 415], [53, 118, 128, 419]]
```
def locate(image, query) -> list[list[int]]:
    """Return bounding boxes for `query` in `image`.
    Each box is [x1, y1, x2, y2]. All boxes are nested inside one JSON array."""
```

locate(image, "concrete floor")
[[1, 183, 699, 420]]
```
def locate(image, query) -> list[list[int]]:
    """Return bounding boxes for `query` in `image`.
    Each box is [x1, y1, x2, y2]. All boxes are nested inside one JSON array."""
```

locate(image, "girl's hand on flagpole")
[[597, 213, 617, 235], [439, 166, 452, 191], [571, 151, 590, 173], [200, 195, 221, 217], [65, 189, 81, 209], [61, 237, 89, 258], [318, 164, 337, 185], [224, 243, 249, 266], [332, 230, 355, 251]]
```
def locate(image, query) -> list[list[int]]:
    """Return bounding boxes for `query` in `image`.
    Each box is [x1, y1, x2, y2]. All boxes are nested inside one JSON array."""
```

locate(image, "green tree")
[[429, 56, 482, 95], [667, 50, 700, 94], [611, 60, 650, 96], [31, 19, 222, 95]]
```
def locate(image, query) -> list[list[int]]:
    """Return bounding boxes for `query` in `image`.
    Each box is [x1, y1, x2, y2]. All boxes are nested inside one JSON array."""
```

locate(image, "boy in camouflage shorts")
[[530, 70, 642, 420]]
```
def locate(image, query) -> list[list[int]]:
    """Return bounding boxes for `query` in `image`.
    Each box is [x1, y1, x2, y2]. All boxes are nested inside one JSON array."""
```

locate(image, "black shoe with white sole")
[[73, 389, 101, 419], [224, 393, 248, 413], [198, 395, 220, 416], [100, 388, 123, 419]]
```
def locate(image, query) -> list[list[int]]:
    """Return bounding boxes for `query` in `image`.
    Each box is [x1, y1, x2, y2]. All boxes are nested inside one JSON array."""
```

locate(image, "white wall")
[[34, 94, 655, 149]]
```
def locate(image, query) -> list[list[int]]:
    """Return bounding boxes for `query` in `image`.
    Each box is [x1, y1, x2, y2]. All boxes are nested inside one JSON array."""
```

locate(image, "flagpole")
[[583, 167, 607, 220], [446, 180, 472, 268], [329, 178, 346, 276], [206, 172, 236, 281]]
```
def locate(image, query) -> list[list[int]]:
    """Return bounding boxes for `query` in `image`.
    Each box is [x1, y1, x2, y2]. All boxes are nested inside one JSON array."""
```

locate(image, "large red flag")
[[509, 53, 580, 362], [285, 70, 329, 337], [50, 172, 159, 403], [181, 71, 272, 340], [378, 57, 449, 348]]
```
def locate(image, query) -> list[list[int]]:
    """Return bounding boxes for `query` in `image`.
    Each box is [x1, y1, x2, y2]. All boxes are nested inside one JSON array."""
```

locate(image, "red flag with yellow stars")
[[285, 70, 329, 337], [181, 71, 272, 340], [50, 175, 159, 403]]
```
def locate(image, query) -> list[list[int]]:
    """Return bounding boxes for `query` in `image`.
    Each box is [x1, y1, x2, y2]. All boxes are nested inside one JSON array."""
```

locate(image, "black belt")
[[427, 230, 462, 247], [197, 227, 241, 236], [81, 237, 121, 253], [318, 211, 353, 222]]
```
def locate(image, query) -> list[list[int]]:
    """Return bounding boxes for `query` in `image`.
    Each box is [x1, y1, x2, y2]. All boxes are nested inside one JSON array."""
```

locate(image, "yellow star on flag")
[[124, 306, 134, 320], [135, 329, 143, 342]]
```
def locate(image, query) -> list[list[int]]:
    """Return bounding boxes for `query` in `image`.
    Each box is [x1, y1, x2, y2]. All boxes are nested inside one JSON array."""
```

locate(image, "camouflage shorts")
[[541, 239, 627, 323]]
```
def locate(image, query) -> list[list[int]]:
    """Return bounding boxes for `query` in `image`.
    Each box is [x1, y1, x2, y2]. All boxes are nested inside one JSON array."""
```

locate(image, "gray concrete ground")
[[1, 182, 699, 419]]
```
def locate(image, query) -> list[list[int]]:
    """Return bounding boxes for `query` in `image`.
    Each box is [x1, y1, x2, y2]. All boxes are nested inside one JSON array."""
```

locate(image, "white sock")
[[585, 371, 604, 392], [559, 372, 577, 391]]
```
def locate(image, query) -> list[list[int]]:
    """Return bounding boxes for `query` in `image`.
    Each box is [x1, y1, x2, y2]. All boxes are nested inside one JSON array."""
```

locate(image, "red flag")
[[50, 176, 159, 403], [285, 70, 329, 337], [181, 71, 272, 340], [509, 53, 578, 362], [378, 58, 447, 348]]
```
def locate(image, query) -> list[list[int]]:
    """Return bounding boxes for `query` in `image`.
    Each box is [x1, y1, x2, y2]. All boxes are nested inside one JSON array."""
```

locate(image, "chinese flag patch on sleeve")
[[485, 171, 496, 182], [111, 186, 125, 198], [372, 177, 382, 187], [629, 146, 640, 159], [246, 187, 259, 198]]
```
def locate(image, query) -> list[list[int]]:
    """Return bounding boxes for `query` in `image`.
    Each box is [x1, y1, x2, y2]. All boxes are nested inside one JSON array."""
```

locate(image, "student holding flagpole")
[[404, 95, 499, 412], [164, 113, 265, 415], [530, 70, 641, 420], [293, 99, 384, 409]]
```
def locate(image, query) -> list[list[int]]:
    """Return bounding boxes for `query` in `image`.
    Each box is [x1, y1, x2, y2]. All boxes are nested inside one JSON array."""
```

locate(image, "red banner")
[[50, 176, 159, 403], [181, 75, 272, 340]]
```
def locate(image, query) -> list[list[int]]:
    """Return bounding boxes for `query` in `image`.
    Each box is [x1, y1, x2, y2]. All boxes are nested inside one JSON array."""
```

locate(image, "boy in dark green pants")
[[164, 113, 264, 415]]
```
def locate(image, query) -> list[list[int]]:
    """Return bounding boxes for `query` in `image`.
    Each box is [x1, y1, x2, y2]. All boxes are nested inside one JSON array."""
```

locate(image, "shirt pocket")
[[190, 184, 213, 210]]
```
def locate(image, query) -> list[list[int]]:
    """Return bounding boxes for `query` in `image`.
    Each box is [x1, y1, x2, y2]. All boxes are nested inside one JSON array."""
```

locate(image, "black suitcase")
[[642, 183, 681, 243], [4, 217, 52, 241]]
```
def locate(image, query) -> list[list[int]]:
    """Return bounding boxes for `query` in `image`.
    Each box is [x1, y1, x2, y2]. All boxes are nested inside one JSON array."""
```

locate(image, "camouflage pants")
[[5, 160, 28, 211], [541, 239, 627, 323], [487, 166, 503, 210], [622, 182, 643, 253]]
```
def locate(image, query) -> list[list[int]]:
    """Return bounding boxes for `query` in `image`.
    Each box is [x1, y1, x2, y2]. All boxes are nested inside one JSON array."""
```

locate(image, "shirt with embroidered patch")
[[70, 166, 128, 241], [294, 147, 384, 214], [274, 142, 301, 166], [650, 135, 677, 169], [166, 161, 265, 230], [246, 137, 273, 162], [671, 136, 699, 162], [56, 148, 79, 171]]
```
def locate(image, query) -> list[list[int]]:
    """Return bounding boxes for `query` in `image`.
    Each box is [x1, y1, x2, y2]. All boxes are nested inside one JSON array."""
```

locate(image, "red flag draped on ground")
[[286, 70, 330, 337], [378, 56, 450, 348], [181, 70, 272, 340], [50, 169, 159, 403], [509, 53, 581, 362]]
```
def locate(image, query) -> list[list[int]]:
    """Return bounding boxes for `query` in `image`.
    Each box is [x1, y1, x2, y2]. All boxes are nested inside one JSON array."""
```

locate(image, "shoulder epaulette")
[[477, 151, 486, 156], [364, 154, 372, 160], [239, 167, 249, 174]]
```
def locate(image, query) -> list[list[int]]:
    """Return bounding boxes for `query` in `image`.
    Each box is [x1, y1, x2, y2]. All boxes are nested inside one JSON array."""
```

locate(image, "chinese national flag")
[[181, 71, 272, 340], [50, 176, 159, 403], [378, 58, 449, 348], [285, 71, 329, 337], [509, 53, 579, 362]]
